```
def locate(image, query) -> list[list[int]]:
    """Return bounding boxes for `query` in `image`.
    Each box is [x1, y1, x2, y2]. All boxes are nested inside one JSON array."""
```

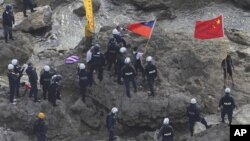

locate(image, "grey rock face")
[[233, 0, 250, 8]]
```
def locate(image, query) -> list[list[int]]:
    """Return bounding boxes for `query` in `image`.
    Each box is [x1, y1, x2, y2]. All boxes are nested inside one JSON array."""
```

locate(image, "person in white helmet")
[[186, 98, 211, 137], [106, 107, 118, 141], [219, 87, 236, 125], [7, 64, 17, 104], [12, 59, 25, 97], [116, 47, 127, 85], [40, 65, 53, 100], [77, 63, 89, 102], [112, 26, 126, 47], [157, 118, 175, 141], [121, 57, 137, 98], [145, 56, 157, 97]]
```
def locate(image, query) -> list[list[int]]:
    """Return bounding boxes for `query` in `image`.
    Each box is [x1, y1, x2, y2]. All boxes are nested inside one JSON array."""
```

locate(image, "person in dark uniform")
[[7, 64, 17, 105], [40, 65, 53, 100], [23, 0, 36, 17], [26, 62, 39, 102], [89, 44, 105, 84], [121, 57, 137, 98], [115, 47, 126, 85], [219, 87, 236, 125], [106, 38, 119, 72], [157, 118, 175, 141], [112, 26, 126, 47], [106, 107, 118, 141], [48, 75, 62, 107], [2, 5, 15, 43], [221, 54, 235, 88], [12, 59, 24, 97], [133, 47, 144, 77], [78, 63, 89, 102], [187, 98, 211, 137], [34, 112, 47, 141], [145, 56, 157, 97]]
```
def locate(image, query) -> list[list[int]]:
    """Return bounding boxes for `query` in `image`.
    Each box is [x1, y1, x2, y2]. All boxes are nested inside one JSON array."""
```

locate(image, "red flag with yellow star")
[[194, 16, 224, 39]]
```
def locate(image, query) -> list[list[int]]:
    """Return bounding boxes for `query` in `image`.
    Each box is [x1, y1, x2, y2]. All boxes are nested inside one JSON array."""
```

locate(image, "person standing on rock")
[[121, 57, 137, 98], [133, 47, 145, 78], [2, 5, 15, 43], [106, 107, 118, 141], [145, 56, 157, 97], [106, 37, 119, 72], [116, 47, 127, 85], [77, 63, 89, 102], [48, 75, 62, 107], [112, 26, 127, 47], [187, 98, 211, 137], [157, 118, 175, 141], [221, 54, 235, 88], [34, 112, 47, 141], [40, 65, 53, 100], [86, 46, 95, 67], [7, 64, 17, 105], [12, 59, 25, 97], [26, 62, 39, 102], [23, 0, 36, 17], [218, 87, 236, 125]]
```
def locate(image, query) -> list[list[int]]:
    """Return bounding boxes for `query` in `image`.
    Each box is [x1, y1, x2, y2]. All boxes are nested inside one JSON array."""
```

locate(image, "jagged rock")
[[0, 127, 31, 141], [135, 131, 155, 141], [235, 104, 250, 124], [73, 0, 101, 17], [233, 0, 250, 9], [225, 29, 250, 46], [14, 5, 52, 32]]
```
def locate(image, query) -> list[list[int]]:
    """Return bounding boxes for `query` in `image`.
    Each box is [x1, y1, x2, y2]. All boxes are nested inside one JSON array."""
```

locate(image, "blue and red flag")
[[127, 20, 156, 39]]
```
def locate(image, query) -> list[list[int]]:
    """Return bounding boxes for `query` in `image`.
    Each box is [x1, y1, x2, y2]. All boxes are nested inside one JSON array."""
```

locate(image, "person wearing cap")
[[78, 63, 89, 102], [2, 4, 15, 43], [106, 107, 118, 141], [33, 112, 47, 141], [145, 56, 157, 97], [48, 75, 62, 107], [121, 57, 137, 98], [40, 65, 53, 100], [219, 87, 236, 125], [12, 59, 25, 97], [7, 64, 18, 104], [23, 0, 36, 17], [187, 98, 211, 137], [116, 47, 127, 85], [112, 26, 126, 47], [133, 47, 145, 77], [26, 62, 39, 102], [157, 118, 175, 141]]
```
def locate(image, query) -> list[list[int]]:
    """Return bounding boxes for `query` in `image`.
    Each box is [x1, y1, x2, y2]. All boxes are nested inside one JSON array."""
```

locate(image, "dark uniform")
[[133, 50, 144, 77], [33, 119, 47, 141], [13, 65, 24, 97], [106, 38, 119, 71], [121, 64, 137, 98], [219, 94, 236, 125], [7, 69, 17, 103], [48, 75, 62, 107], [78, 69, 89, 101], [23, 0, 35, 17], [157, 125, 175, 141], [187, 104, 209, 136], [145, 62, 157, 96], [221, 57, 233, 80], [106, 113, 116, 141], [2, 5, 15, 43], [115, 53, 126, 84], [40, 71, 52, 100], [26, 65, 38, 102]]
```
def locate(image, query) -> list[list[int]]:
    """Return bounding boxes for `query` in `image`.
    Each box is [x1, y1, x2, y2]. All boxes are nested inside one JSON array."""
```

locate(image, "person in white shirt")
[[133, 47, 144, 77]]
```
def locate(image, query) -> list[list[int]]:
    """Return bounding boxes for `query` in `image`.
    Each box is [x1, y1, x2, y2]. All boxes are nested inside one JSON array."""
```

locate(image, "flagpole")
[[144, 19, 157, 54]]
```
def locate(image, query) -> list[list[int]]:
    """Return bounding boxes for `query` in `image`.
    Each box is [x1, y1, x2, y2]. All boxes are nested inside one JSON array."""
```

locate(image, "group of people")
[[7, 59, 62, 106], [2, 0, 36, 43]]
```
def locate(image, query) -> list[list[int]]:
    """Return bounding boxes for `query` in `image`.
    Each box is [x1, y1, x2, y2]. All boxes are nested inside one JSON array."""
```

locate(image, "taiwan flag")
[[194, 16, 224, 39], [127, 20, 156, 39]]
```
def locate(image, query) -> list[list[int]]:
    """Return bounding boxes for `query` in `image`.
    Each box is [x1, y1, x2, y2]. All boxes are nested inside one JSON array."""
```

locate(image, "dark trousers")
[[3, 26, 13, 42], [108, 129, 114, 141], [36, 134, 47, 141], [221, 109, 233, 124], [9, 85, 16, 103], [134, 62, 144, 77], [30, 81, 38, 102], [124, 77, 137, 98], [23, 2, 34, 16], [42, 83, 50, 100], [107, 54, 117, 71], [79, 85, 86, 101], [189, 117, 208, 136], [48, 93, 56, 106], [90, 66, 103, 82], [147, 78, 155, 96], [15, 79, 21, 97]]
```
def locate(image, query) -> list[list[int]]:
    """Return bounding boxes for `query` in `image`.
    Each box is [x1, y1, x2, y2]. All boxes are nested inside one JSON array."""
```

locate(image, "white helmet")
[[11, 59, 18, 65], [112, 28, 120, 35], [191, 98, 197, 104], [120, 47, 127, 53], [111, 107, 118, 114], [225, 87, 231, 94], [163, 118, 169, 125], [146, 56, 153, 62], [43, 65, 50, 72], [8, 64, 14, 70], [125, 57, 131, 64], [79, 63, 86, 70]]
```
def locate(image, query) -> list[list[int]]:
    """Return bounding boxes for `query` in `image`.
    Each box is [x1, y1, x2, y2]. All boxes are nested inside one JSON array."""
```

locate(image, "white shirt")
[[133, 51, 143, 60], [86, 48, 93, 63]]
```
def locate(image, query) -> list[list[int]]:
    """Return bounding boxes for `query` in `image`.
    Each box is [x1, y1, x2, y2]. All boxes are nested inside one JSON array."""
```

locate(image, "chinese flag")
[[194, 16, 224, 39], [127, 20, 156, 39]]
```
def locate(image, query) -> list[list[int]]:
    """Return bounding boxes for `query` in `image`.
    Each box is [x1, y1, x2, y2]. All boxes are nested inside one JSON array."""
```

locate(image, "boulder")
[[15, 5, 52, 32], [225, 29, 250, 46]]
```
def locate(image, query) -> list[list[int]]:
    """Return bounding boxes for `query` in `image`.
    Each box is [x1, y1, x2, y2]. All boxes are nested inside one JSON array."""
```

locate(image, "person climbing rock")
[[23, 0, 36, 17], [106, 107, 118, 141], [218, 87, 236, 125], [221, 54, 235, 88], [116, 47, 127, 85], [145, 56, 157, 97], [40, 65, 53, 100], [7, 64, 17, 105], [187, 98, 211, 137], [2, 5, 15, 43], [34, 112, 47, 141], [78, 63, 89, 102], [157, 118, 175, 141]]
